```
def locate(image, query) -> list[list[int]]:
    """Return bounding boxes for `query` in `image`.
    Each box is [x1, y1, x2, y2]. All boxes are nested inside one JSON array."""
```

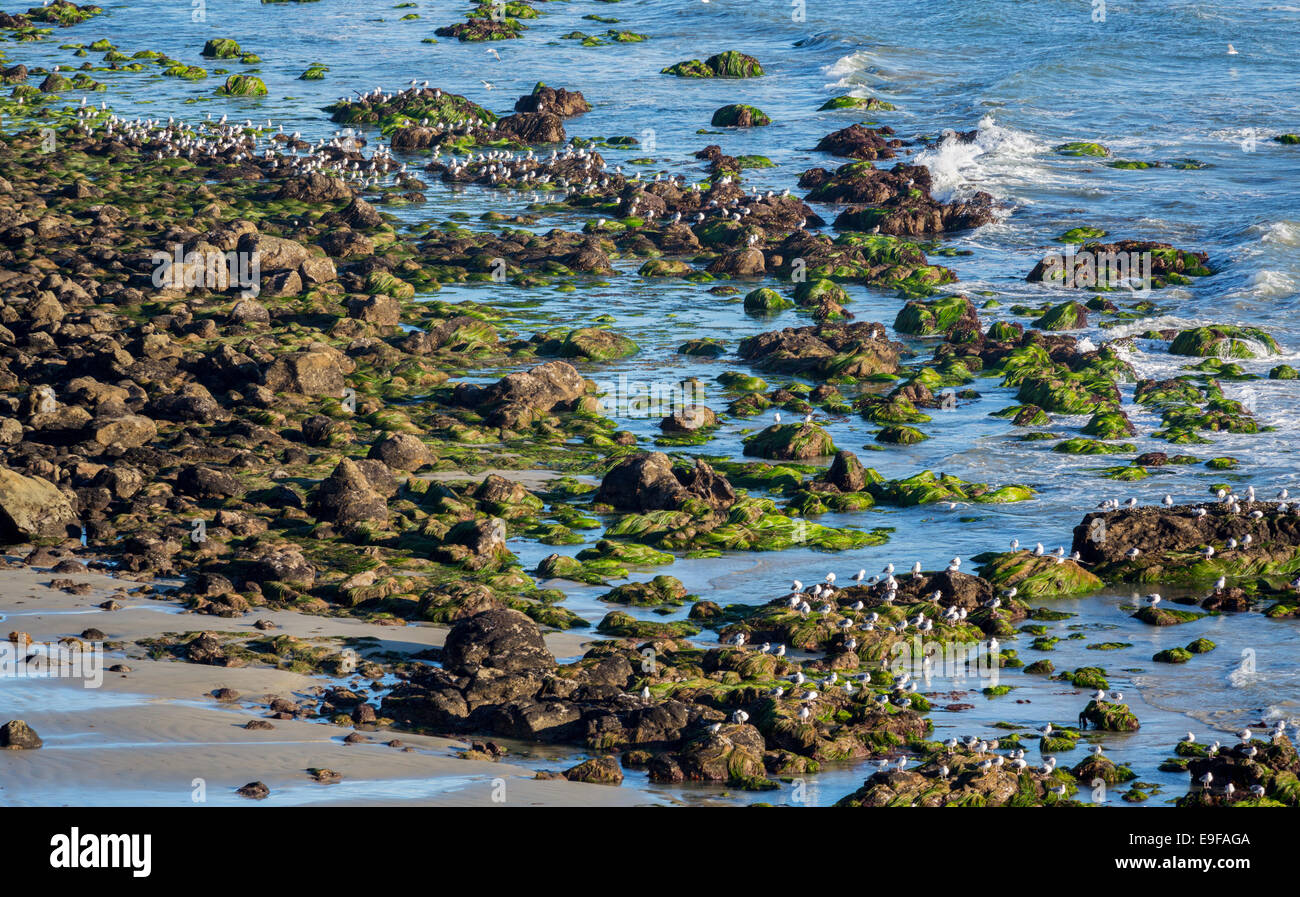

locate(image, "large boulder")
[[262, 345, 355, 397], [310, 459, 388, 527], [594, 453, 735, 513], [367, 433, 432, 471], [453, 361, 586, 428], [442, 608, 557, 677], [0, 468, 79, 542]]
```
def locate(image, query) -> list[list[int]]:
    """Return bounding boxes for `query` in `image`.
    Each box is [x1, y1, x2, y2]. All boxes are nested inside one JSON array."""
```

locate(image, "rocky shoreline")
[[2, 0, 1299, 808]]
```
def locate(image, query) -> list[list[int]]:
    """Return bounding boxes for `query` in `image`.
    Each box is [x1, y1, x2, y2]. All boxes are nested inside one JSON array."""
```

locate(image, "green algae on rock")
[[217, 74, 268, 97], [975, 552, 1102, 598], [661, 51, 764, 78], [742, 423, 836, 460], [1168, 325, 1280, 358], [711, 104, 770, 127], [819, 95, 896, 111]]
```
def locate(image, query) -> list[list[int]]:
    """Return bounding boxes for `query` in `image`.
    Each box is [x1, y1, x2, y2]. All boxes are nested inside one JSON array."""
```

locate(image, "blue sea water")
[[4, 0, 1300, 805]]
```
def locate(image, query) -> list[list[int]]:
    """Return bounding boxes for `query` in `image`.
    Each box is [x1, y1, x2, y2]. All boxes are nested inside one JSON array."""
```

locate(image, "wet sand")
[[0, 558, 656, 807]]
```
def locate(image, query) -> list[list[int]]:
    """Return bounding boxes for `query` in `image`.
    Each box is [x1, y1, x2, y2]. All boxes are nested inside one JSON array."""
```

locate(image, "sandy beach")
[[0, 557, 658, 807]]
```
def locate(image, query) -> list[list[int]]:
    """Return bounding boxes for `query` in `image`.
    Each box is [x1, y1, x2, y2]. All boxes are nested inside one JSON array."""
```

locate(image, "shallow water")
[[7, 0, 1300, 805]]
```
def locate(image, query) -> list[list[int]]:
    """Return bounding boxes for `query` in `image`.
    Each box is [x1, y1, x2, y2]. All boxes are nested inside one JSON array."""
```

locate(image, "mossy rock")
[[1032, 301, 1088, 331], [1056, 141, 1110, 157], [1060, 667, 1108, 689], [742, 424, 836, 459], [893, 294, 975, 336], [596, 611, 699, 639], [1169, 325, 1279, 358], [976, 552, 1102, 598], [1269, 364, 1298, 380], [1052, 437, 1134, 455], [1185, 637, 1216, 654], [662, 50, 763, 78], [792, 279, 849, 308], [218, 74, 268, 97], [539, 327, 638, 361], [819, 95, 895, 111], [1153, 647, 1192, 663], [875, 425, 928, 444], [711, 104, 770, 127], [1133, 605, 1204, 626], [1082, 699, 1139, 731], [1058, 226, 1108, 243], [1081, 410, 1136, 439], [639, 259, 693, 277], [677, 338, 726, 358], [598, 575, 690, 606], [202, 38, 243, 59], [743, 287, 792, 312]]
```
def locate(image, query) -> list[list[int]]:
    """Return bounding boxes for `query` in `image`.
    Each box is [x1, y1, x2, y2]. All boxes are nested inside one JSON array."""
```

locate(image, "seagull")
[[641, 686, 651, 699], [1227, 43, 1238, 55], [1182, 732, 1196, 744], [732, 709, 749, 724], [1162, 494, 1174, 507]]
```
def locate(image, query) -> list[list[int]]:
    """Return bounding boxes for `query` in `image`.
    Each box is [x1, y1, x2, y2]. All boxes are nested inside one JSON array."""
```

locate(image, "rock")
[[228, 298, 270, 325], [711, 104, 770, 127], [495, 111, 566, 144], [436, 518, 512, 570], [345, 293, 402, 326], [0, 468, 79, 542], [595, 452, 735, 513], [675, 724, 767, 782], [454, 360, 586, 428], [824, 450, 867, 492], [275, 172, 353, 203], [442, 608, 557, 677], [184, 632, 229, 665], [236, 781, 270, 800], [563, 755, 623, 785], [176, 465, 243, 500], [367, 433, 432, 470], [262, 345, 354, 397], [515, 84, 590, 117], [0, 720, 42, 750], [249, 548, 316, 587], [659, 405, 717, 433], [742, 423, 837, 460], [310, 459, 388, 528]]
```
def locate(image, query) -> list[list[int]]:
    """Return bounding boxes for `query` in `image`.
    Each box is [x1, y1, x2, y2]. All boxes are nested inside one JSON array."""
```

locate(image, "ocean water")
[[6, 0, 1300, 805]]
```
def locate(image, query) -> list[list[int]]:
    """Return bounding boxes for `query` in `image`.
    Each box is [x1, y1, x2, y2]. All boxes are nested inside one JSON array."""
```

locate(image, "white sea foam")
[[912, 114, 1050, 205]]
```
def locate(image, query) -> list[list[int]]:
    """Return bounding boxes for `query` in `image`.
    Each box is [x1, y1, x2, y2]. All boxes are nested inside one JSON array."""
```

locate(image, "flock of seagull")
[[686, 487, 1300, 792]]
